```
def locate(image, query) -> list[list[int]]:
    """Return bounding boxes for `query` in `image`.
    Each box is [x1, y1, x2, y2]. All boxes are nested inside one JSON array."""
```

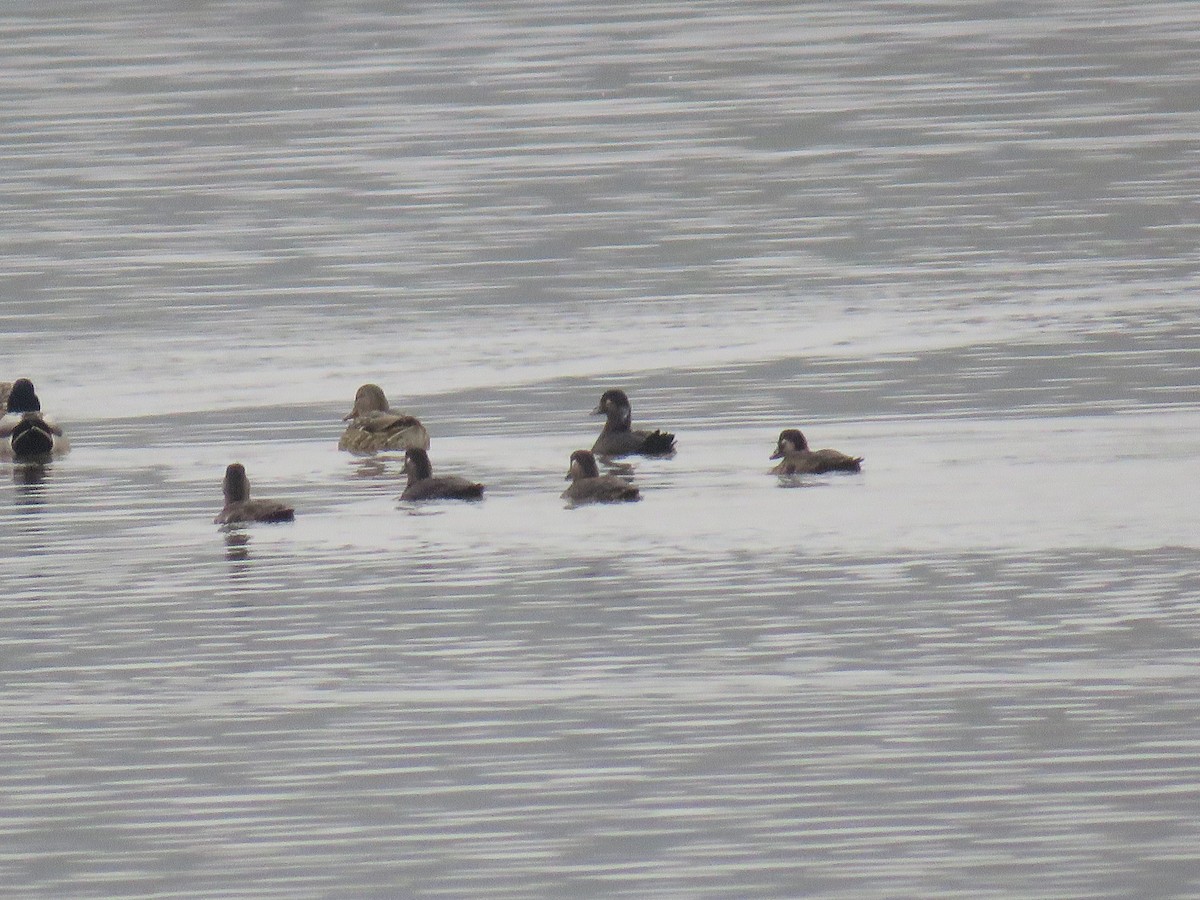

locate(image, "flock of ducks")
[[1, 378, 864, 525]]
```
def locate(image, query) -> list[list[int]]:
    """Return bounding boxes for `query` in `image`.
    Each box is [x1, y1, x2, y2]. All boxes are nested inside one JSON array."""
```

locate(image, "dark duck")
[[1, 378, 69, 461], [591, 389, 675, 457], [400, 448, 485, 501], [214, 463, 295, 524]]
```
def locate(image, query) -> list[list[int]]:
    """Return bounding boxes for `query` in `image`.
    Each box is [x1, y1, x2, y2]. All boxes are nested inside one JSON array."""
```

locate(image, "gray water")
[[2, 2, 1199, 897]]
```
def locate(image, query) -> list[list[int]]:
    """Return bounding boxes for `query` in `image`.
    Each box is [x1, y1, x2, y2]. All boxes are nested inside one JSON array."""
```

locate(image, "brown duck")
[[338, 383, 430, 453], [214, 463, 295, 524], [591, 389, 675, 457], [770, 429, 862, 474], [400, 448, 485, 501], [562, 449, 641, 505]]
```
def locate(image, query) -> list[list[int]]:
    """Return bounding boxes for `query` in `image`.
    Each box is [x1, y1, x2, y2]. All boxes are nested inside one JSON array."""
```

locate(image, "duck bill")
[[769, 448, 783, 459]]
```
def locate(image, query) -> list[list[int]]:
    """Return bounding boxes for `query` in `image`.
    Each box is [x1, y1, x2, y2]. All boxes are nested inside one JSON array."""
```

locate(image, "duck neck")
[[406, 452, 433, 484], [604, 407, 632, 433]]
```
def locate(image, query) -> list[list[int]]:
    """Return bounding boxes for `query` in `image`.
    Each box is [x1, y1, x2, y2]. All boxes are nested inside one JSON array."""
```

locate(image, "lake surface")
[[2, 2, 1199, 896]]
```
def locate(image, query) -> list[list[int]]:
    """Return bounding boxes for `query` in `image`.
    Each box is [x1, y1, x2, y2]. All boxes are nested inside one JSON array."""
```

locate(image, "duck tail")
[[643, 430, 676, 455]]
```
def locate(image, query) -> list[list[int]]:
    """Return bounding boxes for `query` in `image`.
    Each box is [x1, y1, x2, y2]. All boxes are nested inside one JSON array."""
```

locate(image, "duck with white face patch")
[[562, 449, 641, 505], [770, 428, 862, 475], [590, 389, 675, 458]]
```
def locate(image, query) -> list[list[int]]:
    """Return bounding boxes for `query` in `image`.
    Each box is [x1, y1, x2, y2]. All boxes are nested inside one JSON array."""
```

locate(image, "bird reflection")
[[597, 457, 636, 477], [350, 456, 392, 478], [223, 529, 252, 579], [12, 462, 49, 509]]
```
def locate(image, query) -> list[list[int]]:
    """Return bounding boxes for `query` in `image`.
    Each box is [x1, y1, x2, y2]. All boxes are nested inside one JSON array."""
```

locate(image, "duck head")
[[592, 389, 632, 429], [345, 383, 390, 420], [566, 449, 600, 481], [223, 463, 252, 503], [6, 378, 41, 414], [771, 429, 809, 458]]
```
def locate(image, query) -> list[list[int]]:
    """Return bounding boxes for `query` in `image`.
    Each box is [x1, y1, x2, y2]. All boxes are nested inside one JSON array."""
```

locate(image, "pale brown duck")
[[338, 383, 430, 453]]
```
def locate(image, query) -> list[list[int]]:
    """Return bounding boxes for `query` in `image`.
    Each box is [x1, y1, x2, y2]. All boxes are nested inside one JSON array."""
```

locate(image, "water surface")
[[2, 2, 1199, 897]]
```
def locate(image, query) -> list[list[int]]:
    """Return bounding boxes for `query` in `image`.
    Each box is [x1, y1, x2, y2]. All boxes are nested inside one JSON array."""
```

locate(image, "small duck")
[[400, 448, 485, 501], [562, 449, 640, 505], [214, 463, 295, 524], [1, 378, 69, 461], [770, 428, 863, 474], [339, 383, 431, 453], [591, 389, 676, 457]]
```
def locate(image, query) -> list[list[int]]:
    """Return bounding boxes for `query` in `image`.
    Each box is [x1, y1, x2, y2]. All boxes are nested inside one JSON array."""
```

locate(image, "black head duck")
[[770, 428, 863, 475], [400, 448, 485, 501], [562, 449, 641, 505], [339, 383, 431, 453], [215, 463, 295, 524], [591, 389, 676, 457], [1, 378, 69, 461]]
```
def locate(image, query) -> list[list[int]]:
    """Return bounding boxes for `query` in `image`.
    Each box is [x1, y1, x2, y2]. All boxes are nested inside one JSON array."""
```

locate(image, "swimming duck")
[[338, 383, 430, 453], [400, 448, 485, 501], [562, 449, 641, 504], [770, 428, 863, 474], [214, 463, 295, 524], [591, 389, 676, 457], [1, 379, 69, 461]]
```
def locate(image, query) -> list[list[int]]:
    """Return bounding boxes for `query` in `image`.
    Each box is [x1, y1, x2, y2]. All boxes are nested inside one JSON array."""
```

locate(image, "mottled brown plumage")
[[339, 383, 430, 453]]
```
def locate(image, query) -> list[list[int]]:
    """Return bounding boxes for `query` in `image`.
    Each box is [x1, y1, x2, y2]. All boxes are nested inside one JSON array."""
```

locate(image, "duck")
[[214, 463, 295, 524], [400, 448, 485, 501], [770, 428, 863, 474], [562, 449, 640, 505], [591, 389, 675, 457], [1, 378, 69, 461], [339, 383, 430, 453]]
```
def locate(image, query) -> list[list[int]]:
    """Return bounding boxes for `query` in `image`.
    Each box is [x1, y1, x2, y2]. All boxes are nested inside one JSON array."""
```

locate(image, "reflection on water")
[[1, 1, 1199, 897], [223, 529, 252, 565], [11, 462, 47, 494]]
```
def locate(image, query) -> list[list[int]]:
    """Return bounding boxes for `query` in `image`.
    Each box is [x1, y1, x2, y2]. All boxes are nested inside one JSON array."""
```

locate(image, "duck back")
[[592, 428, 675, 458], [563, 475, 640, 505], [339, 415, 430, 453], [9, 415, 56, 459], [216, 499, 296, 525], [401, 475, 485, 502], [772, 449, 863, 475]]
